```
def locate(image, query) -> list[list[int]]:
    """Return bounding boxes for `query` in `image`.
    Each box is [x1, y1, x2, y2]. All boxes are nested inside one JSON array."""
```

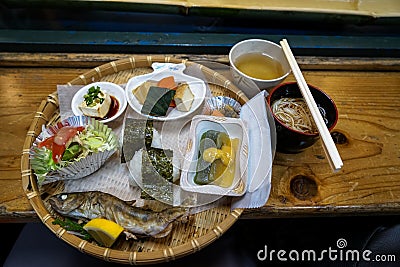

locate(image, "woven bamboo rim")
[[21, 55, 248, 265]]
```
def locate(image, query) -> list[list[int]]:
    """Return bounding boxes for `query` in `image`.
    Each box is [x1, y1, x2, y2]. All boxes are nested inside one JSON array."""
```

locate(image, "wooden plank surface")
[[0, 52, 399, 222], [1, 52, 400, 71]]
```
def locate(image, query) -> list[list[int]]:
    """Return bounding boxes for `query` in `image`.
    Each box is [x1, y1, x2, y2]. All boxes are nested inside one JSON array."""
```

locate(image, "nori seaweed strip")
[[123, 118, 174, 202], [121, 119, 153, 163], [147, 148, 174, 182], [141, 147, 173, 202], [144, 120, 153, 148]]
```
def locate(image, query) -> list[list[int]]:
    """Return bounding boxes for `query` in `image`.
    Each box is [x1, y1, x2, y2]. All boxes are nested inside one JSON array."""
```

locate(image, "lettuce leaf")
[[31, 123, 117, 183]]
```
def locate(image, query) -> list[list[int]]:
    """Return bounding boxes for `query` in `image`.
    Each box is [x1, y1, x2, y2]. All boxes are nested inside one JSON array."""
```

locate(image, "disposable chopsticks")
[[280, 39, 343, 171]]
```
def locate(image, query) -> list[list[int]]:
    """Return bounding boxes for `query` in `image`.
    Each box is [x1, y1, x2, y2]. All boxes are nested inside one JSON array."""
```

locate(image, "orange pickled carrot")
[[211, 110, 225, 117], [157, 76, 177, 90]]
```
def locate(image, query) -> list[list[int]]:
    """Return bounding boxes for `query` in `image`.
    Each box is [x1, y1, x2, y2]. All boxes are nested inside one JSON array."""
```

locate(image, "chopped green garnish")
[[52, 218, 93, 242], [83, 86, 104, 107]]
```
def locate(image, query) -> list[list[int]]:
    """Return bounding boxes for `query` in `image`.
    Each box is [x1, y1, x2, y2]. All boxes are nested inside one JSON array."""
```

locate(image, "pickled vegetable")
[[203, 147, 230, 166], [217, 132, 231, 148], [194, 130, 238, 188], [213, 138, 239, 188]]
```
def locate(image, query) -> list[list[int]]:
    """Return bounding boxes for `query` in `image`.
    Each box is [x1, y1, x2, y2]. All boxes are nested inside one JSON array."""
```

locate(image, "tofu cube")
[[79, 91, 112, 118], [174, 83, 194, 112]]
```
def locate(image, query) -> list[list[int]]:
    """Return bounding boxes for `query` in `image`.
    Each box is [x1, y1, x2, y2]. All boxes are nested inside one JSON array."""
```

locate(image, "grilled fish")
[[48, 191, 188, 238]]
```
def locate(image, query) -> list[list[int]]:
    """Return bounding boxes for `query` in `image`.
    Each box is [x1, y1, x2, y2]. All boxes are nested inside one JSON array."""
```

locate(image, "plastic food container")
[[180, 115, 248, 196]]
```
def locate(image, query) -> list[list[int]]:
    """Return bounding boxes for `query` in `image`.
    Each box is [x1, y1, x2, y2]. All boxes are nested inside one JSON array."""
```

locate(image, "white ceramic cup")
[[229, 39, 291, 96]]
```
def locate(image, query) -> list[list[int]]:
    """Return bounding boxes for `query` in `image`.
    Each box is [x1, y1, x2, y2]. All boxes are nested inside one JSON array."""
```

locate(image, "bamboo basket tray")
[[21, 55, 249, 265]]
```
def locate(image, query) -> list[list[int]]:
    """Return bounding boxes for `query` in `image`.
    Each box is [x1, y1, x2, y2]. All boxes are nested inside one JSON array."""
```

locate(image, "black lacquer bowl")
[[267, 82, 338, 153]]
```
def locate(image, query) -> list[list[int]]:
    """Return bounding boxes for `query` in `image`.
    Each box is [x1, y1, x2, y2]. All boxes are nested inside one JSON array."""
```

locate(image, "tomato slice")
[[52, 127, 80, 163], [54, 127, 79, 146], [76, 126, 85, 132], [38, 136, 54, 149], [38, 126, 84, 163], [52, 143, 65, 163]]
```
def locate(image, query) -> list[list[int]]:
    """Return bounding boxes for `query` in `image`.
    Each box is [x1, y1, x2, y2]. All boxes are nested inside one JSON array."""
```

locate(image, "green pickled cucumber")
[[194, 130, 230, 185]]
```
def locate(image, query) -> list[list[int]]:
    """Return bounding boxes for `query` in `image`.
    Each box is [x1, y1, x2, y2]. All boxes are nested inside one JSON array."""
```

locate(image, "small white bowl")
[[180, 115, 248, 196], [71, 81, 127, 123], [229, 39, 291, 92], [125, 63, 207, 121]]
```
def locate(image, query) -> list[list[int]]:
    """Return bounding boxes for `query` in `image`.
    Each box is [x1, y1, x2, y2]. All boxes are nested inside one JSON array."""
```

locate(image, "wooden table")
[[1, 52, 399, 223]]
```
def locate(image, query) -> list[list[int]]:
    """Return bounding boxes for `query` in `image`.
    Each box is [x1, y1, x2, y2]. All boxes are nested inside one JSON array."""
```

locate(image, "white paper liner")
[[232, 91, 276, 209], [30, 116, 118, 184], [56, 63, 214, 206], [55, 62, 275, 211], [123, 69, 225, 207]]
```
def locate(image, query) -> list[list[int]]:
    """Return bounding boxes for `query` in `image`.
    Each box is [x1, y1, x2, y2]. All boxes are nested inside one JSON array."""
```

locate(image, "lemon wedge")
[[83, 218, 124, 247]]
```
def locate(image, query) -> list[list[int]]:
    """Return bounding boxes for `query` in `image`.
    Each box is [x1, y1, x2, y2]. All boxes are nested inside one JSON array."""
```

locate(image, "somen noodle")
[[272, 97, 327, 134]]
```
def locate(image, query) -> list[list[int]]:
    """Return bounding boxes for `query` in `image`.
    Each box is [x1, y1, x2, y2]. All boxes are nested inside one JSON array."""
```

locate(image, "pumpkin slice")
[[141, 86, 176, 116]]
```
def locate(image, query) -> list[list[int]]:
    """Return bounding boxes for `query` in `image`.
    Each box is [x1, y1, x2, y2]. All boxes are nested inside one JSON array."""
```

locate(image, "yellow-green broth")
[[234, 53, 284, 80]]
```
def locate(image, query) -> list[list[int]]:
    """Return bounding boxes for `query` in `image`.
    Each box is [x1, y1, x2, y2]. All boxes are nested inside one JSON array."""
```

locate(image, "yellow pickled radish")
[[203, 146, 232, 166], [220, 145, 233, 165], [214, 138, 239, 188], [83, 218, 124, 247], [203, 147, 219, 163]]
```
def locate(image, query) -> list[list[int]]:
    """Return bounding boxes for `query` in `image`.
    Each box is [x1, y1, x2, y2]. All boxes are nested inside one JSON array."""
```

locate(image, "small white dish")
[[125, 63, 207, 121], [71, 81, 127, 123], [180, 115, 249, 196]]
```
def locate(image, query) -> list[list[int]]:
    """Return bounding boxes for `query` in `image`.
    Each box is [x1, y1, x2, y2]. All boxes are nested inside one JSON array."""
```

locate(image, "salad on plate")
[[30, 116, 118, 184]]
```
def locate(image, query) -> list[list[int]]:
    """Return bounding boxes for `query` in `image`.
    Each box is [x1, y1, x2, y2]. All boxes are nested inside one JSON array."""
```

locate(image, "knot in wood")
[[331, 131, 348, 145], [290, 175, 318, 200]]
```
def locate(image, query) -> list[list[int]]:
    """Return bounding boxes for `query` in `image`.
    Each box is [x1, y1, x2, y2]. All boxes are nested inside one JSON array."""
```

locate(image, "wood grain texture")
[[0, 67, 86, 221], [1, 53, 399, 221], [245, 70, 400, 218], [1, 53, 400, 71]]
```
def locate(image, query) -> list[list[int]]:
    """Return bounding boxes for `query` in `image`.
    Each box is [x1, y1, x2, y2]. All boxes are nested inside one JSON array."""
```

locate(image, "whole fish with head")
[[48, 191, 189, 239]]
